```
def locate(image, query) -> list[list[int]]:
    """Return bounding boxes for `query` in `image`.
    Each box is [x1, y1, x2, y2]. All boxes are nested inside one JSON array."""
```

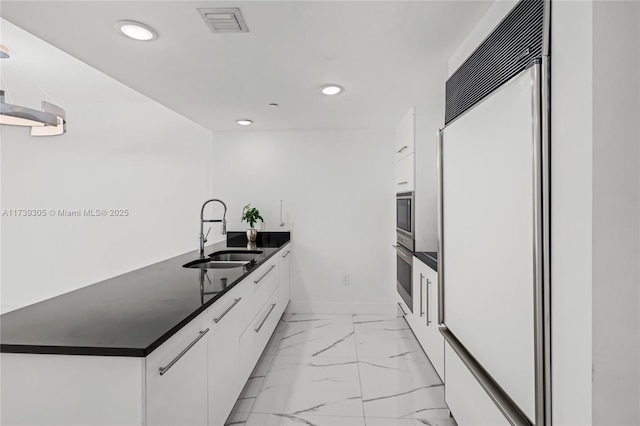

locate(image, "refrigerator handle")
[[440, 328, 532, 426], [437, 129, 445, 325]]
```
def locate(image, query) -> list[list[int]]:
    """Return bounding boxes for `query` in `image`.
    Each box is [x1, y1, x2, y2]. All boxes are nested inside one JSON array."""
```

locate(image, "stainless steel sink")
[[183, 259, 248, 269], [208, 250, 263, 262], [183, 250, 263, 269]]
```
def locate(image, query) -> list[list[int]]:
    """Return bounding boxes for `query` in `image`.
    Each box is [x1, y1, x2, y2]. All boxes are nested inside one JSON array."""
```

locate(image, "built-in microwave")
[[396, 191, 415, 251]]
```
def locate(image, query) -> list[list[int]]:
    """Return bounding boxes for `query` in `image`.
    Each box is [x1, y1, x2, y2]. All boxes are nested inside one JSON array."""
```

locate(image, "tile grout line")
[[351, 315, 368, 425]]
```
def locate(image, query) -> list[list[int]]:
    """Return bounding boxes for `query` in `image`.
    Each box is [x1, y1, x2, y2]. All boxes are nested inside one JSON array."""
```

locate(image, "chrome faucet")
[[200, 199, 227, 256]]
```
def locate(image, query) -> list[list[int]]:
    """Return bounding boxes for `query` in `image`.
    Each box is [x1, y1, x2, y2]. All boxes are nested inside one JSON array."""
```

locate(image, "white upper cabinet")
[[395, 107, 416, 162], [395, 153, 415, 192]]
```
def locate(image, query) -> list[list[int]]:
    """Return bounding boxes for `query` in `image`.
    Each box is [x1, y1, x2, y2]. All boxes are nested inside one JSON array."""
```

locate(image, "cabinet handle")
[[397, 181, 409, 185], [255, 303, 277, 333], [398, 302, 407, 316], [159, 328, 209, 376], [213, 298, 242, 324], [254, 265, 276, 284], [426, 279, 432, 326], [420, 273, 424, 317], [282, 250, 291, 258], [397, 145, 408, 154]]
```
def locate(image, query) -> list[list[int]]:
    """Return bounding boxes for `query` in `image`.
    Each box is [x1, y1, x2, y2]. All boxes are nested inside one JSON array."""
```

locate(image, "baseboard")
[[285, 301, 396, 316]]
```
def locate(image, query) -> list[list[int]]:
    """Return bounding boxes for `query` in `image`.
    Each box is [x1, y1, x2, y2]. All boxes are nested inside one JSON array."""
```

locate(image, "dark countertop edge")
[[414, 251, 438, 272], [2, 236, 291, 358], [0, 344, 145, 357]]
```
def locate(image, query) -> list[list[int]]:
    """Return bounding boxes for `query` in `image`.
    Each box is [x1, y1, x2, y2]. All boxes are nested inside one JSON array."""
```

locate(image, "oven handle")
[[393, 244, 413, 264]]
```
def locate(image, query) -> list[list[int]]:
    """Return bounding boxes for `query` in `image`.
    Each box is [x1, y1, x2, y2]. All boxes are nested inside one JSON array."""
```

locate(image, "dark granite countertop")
[[0, 232, 290, 357], [414, 251, 438, 272]]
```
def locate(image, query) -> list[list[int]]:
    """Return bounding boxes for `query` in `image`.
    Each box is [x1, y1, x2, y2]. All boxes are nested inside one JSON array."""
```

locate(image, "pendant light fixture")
[[0, 45, 66, 136]]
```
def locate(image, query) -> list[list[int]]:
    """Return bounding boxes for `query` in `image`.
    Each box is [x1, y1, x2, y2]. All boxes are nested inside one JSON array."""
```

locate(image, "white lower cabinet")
[[279, 243, 292, 301], [239, 283, 283, 384], [146, 311, 209, 426], [445, 343, 511, 426], [207, 283, 247, 426], [410, 257, 445, 380], [1, 245, 292, 426], [244, 258, 280, 324]]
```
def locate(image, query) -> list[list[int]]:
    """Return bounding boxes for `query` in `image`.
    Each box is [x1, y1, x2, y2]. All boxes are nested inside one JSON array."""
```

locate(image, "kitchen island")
[[1, 232, 292, 426]]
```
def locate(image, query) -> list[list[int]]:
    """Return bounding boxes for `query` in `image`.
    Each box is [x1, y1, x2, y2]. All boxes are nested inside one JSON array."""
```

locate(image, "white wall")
[[592, 2, 640, 424], [447, 0, 518, 76], [0, 19, 212, 313], [210, 129, 395, 315], [551, 2, 594, 423]]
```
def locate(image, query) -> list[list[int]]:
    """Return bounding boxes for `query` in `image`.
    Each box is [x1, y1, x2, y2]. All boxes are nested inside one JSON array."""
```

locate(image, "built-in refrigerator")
[[437, 1, 551, 425]]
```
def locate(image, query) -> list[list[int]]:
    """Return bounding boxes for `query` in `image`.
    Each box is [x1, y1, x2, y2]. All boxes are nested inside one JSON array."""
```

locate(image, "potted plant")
[[241, 203, 264, 243]]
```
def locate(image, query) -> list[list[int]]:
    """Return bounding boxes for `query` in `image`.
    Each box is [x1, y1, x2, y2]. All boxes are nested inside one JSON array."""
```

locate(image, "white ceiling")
[[0, 1, 492, 132]]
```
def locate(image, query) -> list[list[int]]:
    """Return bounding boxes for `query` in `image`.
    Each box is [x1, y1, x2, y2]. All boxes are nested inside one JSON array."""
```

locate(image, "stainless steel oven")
[[396, 191, 415, 251], [395, 244, 413, 312]]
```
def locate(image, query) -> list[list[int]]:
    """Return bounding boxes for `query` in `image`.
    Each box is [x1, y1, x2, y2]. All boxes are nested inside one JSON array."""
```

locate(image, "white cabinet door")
[[395, 153, 415, 192], [410, 257, 445, 381], [395, 106, 415, 161], [409, 258, 428, 345], [208, 284, 247, 426], [146, 312, 209, 426], [279, 243, 292, 302], [423, 265, 444, 380]]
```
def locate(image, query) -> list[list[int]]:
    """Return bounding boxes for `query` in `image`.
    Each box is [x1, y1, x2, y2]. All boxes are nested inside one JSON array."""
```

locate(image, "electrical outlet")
[[343, 274, 350, 285]]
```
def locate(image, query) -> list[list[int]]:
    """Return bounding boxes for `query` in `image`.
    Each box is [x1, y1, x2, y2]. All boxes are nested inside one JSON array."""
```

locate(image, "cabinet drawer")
[[395, 153, 415, 192], [238, 285, 282, 384], [146, 311, 208, 375], [208, 280, 248, 331], [146, 311, 209, 426], [445, 342, 511, 426], [243, 259, 279, 331]]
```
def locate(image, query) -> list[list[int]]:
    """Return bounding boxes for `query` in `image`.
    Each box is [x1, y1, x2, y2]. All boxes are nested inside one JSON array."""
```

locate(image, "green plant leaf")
[[240, 203, 263, 228]]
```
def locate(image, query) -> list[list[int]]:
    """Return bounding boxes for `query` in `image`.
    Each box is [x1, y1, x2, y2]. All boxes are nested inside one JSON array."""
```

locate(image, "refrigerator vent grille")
[[445, 0, 544, 125]]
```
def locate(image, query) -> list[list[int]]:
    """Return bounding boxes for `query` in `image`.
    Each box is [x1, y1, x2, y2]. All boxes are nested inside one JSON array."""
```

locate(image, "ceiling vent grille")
[[197, 8, 249, 33]]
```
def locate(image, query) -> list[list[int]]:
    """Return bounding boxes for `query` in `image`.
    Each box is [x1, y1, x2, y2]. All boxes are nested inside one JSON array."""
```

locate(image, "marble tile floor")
[[225, 313, 457, 426]]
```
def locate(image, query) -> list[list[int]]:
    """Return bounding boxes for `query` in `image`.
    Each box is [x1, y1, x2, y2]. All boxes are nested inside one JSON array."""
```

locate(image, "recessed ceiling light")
[[236, 119, 253, 126], [320, 84, 344, 96], [115, 21, 158, 41]]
